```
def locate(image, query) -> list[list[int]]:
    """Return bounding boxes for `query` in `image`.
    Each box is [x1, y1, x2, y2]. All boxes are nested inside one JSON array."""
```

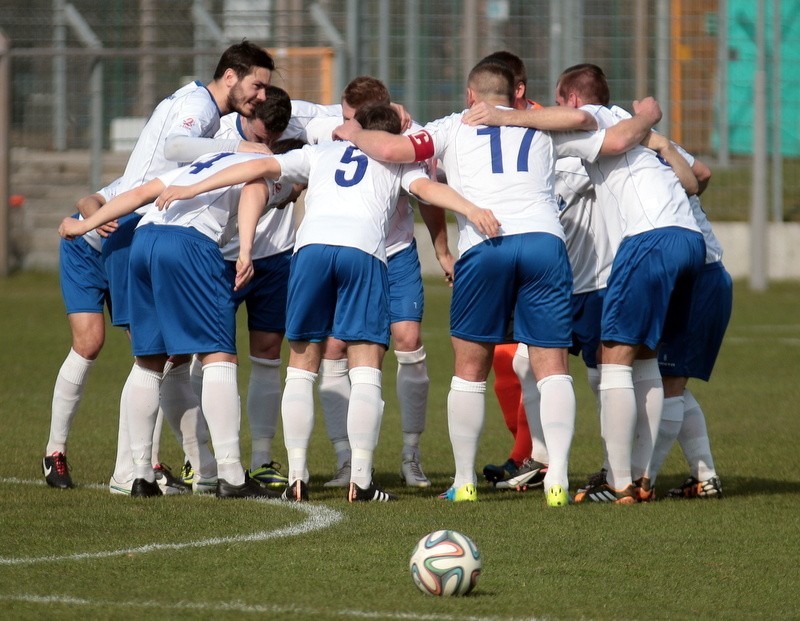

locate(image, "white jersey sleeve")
[[118, 82, 223, 196]]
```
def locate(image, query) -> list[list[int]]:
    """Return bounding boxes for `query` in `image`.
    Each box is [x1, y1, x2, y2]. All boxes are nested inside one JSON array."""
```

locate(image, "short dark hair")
[[252, 86, 291, 134], [479, 51, 527, 95], [343, 76, 391, 110], [213, 40, 275, 80], [271, 137, 306, 155], [354, 104, 401, 134], [557, 63, 610, 106], [467, 61, 515, 105]]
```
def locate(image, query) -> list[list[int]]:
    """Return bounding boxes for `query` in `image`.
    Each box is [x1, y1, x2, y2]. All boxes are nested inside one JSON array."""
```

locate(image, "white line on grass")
[[0, 477, 344, 566], [0, 594, 546, 621]]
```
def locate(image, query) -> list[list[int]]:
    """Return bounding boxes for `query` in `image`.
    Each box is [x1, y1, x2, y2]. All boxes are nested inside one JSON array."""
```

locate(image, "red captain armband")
[[408, 130, 434, 162]]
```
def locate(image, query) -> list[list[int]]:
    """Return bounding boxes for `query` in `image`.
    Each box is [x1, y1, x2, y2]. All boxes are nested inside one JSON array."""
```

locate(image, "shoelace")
[[180, 461, 193, 479], [406, 458, 426, 479], [53, 453, 69, 476]]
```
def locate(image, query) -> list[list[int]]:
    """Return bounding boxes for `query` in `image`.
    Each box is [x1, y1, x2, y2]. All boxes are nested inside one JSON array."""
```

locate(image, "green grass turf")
[[1, 271, 799, 620]]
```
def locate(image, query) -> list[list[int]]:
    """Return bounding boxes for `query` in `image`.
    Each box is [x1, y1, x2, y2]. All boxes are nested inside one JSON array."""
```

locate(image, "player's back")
[[424, 110, 564, 252], [582, 104, 699, 238], [119, 81, 221, 192], [277, 141, 425, 262]]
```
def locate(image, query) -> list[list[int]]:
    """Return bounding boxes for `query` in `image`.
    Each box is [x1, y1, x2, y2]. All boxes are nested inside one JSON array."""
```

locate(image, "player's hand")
[[333, 118, 363, 142], [156, 185, 197, 210], [632, 97, 662, 126], [466, 206, 501, 237], [436, 251, 456, 287], [96, 220, 119, 238], [234, 255, 254, 291], [237, 140, 273, 155], [462, 102, 504, 127], [390, 102, 413, 132], [58, 217, 85, 240]]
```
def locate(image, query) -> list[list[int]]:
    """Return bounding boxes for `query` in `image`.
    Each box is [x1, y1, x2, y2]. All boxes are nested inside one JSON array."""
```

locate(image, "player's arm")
[[462, 102, 598, 131], [334, 120, 419, 163], [58, 179, 165, 240], [691, 158, 712, 195], [641, 131, 699, 195], [417, 200, 456, 285], [74, 192, 119, 238], [156, 157, 283, 210], [233, 179, 271, 291], [409, 178, 500, 238], [598, 98, 663, 155]]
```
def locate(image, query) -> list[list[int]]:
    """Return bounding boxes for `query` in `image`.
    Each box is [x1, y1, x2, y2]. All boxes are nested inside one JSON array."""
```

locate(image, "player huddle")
[[44, 41, 730, 506]]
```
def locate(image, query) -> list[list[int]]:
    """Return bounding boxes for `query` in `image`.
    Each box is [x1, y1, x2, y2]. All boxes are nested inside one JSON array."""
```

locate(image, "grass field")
[[2, 271, 799, 621]]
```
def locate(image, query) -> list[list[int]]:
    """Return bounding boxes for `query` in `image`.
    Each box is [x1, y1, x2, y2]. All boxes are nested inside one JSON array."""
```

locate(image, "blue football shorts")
[[601, 226, 706, 351], [387, 239, 424, 324], [101, 212, 142, 329], [59, 215, 111, 317], [128, 224, 237, 357], [658, 261, 733, 381], [227, 249, 291, 333], [285, 244, 390, 346], [570, 288, 605, 369], [450, 232, 573, 347]]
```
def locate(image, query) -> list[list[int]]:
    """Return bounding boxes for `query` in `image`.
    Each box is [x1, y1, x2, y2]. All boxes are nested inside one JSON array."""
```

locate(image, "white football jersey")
[[556, 157, 623, 294], [670, 143, 723, 264], [118, 81, 222, 201], [138, 152, 273, 245], [301, 115, 424, 258], [420, 109, 605, 255], [580, 105, 700, 238], [275, 141, 427, 263], [215, 112, 296, 260], [82, 177, 124, 252]]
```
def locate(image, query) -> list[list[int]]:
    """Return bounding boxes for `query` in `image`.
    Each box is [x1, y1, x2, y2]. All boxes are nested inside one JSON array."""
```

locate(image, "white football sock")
[[646, 394, 685, 483], [631, 359, 664, 481], [125, 364, 162, 482], [347, 367, 384, 488], [586, 366, 609, 472], [151, 407, 164, 466], [189, 354, 204, 399], [599, 364, 636, 490], [282, 367, 317, 483], [395, 347, 428, 455], [111, 365, 136, 484], [538, 374, 575, 491], [247, 356, 282, 468], [202, 361, 244, 486], [678, 389, 717, 481], [512, 346, 547, 464], [318, 358, 351, 467], [447, 377, 486, 488], [159, 363, 215, 478], [46, 348, 95, 455]]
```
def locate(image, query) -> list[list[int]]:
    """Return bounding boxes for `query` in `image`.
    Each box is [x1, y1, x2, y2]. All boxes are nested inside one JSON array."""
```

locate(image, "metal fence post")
[[0, 30, 9, 276]]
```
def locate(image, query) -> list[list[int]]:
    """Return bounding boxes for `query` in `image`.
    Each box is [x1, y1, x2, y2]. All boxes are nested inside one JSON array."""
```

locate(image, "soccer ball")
[[409, 530, 482, 596]]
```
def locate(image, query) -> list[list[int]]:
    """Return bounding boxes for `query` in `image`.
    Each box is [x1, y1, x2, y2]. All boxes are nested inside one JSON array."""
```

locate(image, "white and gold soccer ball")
[[409, 530, 482, 596]]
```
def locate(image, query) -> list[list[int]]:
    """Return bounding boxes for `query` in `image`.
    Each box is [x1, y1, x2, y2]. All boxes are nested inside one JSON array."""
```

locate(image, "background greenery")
[[2, 272, 799, 620]]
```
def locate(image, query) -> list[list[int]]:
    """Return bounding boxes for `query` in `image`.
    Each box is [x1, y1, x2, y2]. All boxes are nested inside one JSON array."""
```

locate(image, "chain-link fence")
[[1, 0, 798, 274]]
